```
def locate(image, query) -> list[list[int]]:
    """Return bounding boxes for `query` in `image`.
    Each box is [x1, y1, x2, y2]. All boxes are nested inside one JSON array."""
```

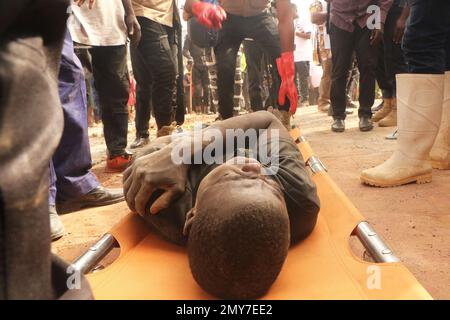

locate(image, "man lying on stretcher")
[[123, 111, 320, 299]]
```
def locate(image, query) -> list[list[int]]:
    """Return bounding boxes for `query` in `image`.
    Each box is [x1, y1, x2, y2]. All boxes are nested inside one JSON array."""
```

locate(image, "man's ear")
[[183, 208, 197, 236]]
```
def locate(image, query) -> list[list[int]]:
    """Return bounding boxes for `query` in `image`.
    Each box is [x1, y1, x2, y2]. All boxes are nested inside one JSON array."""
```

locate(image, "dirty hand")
[[123, 144, 188, 216], [73, 0, 95, 9], [276, 51, 298, 115], [192, 2, 227, 30], [125, 14, 142, 47]]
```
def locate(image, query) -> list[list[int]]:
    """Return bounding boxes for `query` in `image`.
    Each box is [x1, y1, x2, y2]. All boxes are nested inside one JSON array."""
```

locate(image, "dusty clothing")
[[219, 0, 270, 17], [133, 0, 176, 27], [142, 135, 320, 246], [68, 0, 128, 46], [0, 0, 92, 299]]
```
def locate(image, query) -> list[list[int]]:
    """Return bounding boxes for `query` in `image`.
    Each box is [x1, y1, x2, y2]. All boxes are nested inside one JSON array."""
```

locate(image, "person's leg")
[[361, 0, 449, 187], [375, 41, 394, 99], [330, 23, 354, 121], [215, 14, 243, 119], [130, 47, 152, 141], [247, 13, 291, 113], [378, 4, 408, 127], [192, 65, 203, 112], [430, 1, 450, 168], [318, 58, 332, 111], [55, 34, 124, 212], [403, 0, 449, 74], [243, 40, 264, 111], [54, 40, 99, 202], [353, 25, 378, 120], [298, 61, 310, 105], [136, 17, 177, 129], [90, 45, 130, 159], [201, 67, 210, 112], [0, 0, 87, 298]]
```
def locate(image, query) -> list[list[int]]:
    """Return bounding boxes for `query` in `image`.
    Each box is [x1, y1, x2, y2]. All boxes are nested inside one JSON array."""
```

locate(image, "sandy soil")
[[52, 106, 450, 300]]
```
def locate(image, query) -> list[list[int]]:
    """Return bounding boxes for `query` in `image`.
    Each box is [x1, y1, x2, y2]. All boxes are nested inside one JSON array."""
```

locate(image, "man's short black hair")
[[187, 197, 290, 299]]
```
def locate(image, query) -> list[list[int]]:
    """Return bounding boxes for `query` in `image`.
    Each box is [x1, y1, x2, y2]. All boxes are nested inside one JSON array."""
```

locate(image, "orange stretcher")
[[73, 129, 432, 300]]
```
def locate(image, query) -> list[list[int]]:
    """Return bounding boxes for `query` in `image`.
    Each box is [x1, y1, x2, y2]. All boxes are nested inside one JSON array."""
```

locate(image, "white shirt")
[[294, 14, 313, 62], [68, 0, 128, 47]]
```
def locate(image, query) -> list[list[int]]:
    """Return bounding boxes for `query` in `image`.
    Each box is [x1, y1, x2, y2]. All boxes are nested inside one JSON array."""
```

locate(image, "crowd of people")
[[0, 0, 448, 300]]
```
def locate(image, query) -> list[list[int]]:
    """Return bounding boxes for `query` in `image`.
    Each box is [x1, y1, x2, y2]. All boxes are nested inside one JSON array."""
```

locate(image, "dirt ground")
[[52, 105, 450, 300]]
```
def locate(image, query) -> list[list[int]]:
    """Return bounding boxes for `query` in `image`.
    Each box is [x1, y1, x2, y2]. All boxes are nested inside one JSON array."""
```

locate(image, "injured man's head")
[[184, 156, 291, 299]]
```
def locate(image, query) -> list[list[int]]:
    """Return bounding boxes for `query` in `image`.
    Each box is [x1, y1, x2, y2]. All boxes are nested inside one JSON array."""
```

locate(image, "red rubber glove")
[[276, 51, 298, 115], [192, 1, 227, 30]]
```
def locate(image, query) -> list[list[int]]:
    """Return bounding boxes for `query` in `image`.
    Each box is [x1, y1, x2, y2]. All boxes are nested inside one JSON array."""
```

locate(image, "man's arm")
[[121, 0, 141, 47], [123, 112, 290, 216], [370, 0, 394, 46], [276, 0, 295, 53], [184, 0, 226, 29]]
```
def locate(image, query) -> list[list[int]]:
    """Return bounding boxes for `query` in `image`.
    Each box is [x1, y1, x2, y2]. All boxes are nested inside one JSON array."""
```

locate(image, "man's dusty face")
[[195, 156, 285, 213]]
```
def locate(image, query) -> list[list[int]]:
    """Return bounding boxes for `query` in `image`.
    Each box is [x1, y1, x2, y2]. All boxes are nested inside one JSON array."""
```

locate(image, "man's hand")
[[123, 144, 188, 216], [73, 0, 95, 9], [191, 1, 226, 29], [393, 16, 407, 44], [125, 14, 141, 47], [370, 26, 384, 46], [276, 51, 298, 115]]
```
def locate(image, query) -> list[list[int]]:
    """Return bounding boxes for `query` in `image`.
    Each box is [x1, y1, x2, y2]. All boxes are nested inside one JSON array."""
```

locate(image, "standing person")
[[293, 2, 313, 107], [371, 0, 409, 127], [69, 0, 140, 171], [361, 0, 450, 187], [310, 0, 332, 113], [183, 34, 210, 114], [130, 0, 181, 145], [184, 0, 298, 128], [328, 0, 393, 133], [49, 31, 125, 240]]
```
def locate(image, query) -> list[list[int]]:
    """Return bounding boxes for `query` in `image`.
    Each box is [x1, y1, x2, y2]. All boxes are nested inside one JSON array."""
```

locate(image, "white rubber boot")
[[430, 71, 450, 169], [361, 74, 444, 187]]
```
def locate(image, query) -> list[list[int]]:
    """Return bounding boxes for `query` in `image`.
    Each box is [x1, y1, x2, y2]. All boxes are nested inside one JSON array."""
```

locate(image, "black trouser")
[[243, 39, 266, 111], [89, 45, 130, 157], [403, 0, 450, 74], [376, 4, 408, 98], [131, 16, 177, 135], [330, 23, 378, 120], [295, 61, 310, 103], [192, 65, 210, 107], [215, 12, 291, 119]]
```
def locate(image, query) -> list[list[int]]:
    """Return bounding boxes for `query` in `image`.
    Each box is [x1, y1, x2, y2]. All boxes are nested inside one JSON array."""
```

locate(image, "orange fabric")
[[87, 130, 432, 300]]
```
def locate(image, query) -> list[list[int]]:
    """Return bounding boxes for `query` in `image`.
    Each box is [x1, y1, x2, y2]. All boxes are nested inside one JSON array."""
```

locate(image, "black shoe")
[[130, 137, 150, 149], [331, 119, 345, 132], [359, 117, 374, 132], [56, 186, 124, 214]]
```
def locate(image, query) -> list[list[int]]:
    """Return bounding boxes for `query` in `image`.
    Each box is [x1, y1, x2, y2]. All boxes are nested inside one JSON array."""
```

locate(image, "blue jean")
[[403, 0, 450, 74], [48, 31, 99, 205]]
